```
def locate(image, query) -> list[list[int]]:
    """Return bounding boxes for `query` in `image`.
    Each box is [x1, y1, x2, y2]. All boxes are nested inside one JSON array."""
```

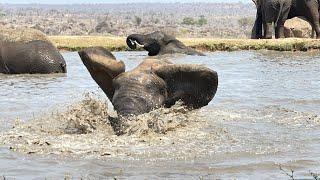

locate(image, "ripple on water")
[[0, 51, 320, 179]]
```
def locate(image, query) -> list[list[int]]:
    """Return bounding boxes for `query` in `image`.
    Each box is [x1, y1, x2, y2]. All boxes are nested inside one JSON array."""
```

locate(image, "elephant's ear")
[[78, 47, 125, 100], [154, 64, 218, 108]]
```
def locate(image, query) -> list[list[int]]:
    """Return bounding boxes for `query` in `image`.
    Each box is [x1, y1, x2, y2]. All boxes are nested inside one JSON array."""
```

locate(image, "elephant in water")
[[78, 47, 218, 133], [0, 40, 66, 74], [126, 31, 205, 56]]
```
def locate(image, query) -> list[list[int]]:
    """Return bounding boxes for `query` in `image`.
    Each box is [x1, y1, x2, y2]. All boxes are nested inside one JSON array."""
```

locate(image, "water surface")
[[0, 51, 319, 179]]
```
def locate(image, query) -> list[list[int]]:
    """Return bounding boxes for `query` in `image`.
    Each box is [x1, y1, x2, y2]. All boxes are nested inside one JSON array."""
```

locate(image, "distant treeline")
[[0, 3, 259, 38]]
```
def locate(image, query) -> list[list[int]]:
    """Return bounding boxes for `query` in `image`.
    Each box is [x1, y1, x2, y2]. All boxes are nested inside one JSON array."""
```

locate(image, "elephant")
[[0, 40, 66, 74], [251, 0, 320, 39], [126, 31, 205, 56], [78, 47, 218, 132]]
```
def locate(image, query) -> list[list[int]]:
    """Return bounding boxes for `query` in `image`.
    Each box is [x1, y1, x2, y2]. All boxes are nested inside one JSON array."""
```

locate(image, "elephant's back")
[[2, 40, 66, 74]]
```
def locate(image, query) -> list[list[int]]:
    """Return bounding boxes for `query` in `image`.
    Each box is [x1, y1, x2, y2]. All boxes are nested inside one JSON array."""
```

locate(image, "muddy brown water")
[[0, 51, 319, 179]]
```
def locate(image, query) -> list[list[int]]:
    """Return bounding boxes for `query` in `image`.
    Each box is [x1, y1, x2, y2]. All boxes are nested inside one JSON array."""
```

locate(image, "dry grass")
[[49, 35, 320, 52], [183, 38, 320, 51], [49, 36, 127, 51], [0, 26, 49, 43]]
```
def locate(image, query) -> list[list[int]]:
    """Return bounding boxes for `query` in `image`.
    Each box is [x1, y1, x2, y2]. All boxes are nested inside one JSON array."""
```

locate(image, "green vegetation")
[[0, 9, 6, 17], [49, 36, 320, 52], [182, 17, 196, 25], [197, 15, 208, 26], [182, 16, 208, 26], [134, 16, 142, 26]]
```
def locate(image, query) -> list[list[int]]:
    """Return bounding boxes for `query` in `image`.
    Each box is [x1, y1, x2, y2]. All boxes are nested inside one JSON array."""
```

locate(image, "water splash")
[[0, 94, 209, 157]]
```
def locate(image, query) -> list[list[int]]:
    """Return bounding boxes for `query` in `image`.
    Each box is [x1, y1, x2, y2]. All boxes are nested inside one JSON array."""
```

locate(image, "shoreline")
[[49, 36, 320, 52]]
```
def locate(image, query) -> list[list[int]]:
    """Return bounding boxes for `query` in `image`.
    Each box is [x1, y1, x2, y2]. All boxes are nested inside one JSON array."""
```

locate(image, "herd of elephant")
[[251, 0, 320, 39], [0, 31, 218, 133], [2, 0, 319, 133]]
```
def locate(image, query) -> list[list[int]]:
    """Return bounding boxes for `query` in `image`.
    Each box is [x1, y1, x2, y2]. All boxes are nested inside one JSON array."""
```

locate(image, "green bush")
[[197, 15, 207, 26], [182, 17, 196, 25], [0, 11, 6, 17], [134, 16, 142, 26]]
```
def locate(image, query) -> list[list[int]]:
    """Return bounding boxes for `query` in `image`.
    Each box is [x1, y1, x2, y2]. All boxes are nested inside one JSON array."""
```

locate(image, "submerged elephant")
[[126, 31, 205, 56], [78, 47, 218, 131], [251, 0, 320, 39], [0, 40, 66, 74], [0, 27, 66, 74]]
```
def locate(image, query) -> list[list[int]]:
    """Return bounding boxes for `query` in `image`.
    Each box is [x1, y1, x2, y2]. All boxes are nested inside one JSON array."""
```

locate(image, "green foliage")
[[134, 16, 142, 26], [197, 15, 207, 26], [0, 10, 6, 17], [153, 18, 160, 24], [182, 17, 196, 25], [182, 16, 208, 26]]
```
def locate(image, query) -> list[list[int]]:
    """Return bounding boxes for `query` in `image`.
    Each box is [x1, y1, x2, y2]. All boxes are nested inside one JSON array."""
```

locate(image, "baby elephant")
[[79, 47, 218, 131], [126, 31, 205, 56]]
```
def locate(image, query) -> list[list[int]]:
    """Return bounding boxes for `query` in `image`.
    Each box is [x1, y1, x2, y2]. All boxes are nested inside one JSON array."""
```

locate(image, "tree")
[[134, 16, 142, 26], [197, 15, 207, 26], [0, 8, 6, 17], [182, 17, 196, 25]]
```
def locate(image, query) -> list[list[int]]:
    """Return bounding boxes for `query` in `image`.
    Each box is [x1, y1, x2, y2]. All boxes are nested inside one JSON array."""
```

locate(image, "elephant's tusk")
[[131, 40, 144, 47]]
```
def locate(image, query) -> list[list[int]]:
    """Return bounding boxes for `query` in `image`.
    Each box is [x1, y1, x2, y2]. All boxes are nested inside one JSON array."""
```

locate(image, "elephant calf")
[[0, 40, 66, 74], [78, 47, 218, 132], [126, 31, 205, 56]]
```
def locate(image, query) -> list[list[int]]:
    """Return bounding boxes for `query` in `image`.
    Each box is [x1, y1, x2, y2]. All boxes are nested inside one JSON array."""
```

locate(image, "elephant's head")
[[126, 31, 204, 56], [79, 47, 218, 120]]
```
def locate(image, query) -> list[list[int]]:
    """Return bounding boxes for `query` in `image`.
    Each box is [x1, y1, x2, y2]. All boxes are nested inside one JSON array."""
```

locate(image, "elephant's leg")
[[275, 23, 286, 38], [309, 14, 320, 39], [311, 27, 315, 38], [275, 3, 290, 39], [251, 6, 263, 39], [305, 0, 320, 39], [313, 18, 320, 39], [264, 22, 273, 39]]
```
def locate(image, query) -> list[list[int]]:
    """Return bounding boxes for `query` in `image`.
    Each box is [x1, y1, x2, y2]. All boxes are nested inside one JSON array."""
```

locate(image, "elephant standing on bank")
[[126, 31, 205, 56], [251, 0, 320, 39], [78, 47, 218, 132]]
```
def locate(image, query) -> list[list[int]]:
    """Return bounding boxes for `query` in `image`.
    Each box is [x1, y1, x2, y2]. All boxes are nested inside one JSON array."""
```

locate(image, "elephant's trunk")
[[126, 34, 145, 49]]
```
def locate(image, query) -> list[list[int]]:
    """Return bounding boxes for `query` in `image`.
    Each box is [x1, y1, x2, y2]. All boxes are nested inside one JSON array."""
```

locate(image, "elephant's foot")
[[276, 35, 285, 39], [316, 35, 320, 39]]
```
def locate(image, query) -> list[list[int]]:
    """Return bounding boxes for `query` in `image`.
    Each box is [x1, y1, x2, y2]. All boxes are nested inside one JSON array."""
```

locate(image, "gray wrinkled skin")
[[251, 0, 320, 39], [126, 31, 205, 56], [0, 40, 66, 74], [78, 47, 218, 134]]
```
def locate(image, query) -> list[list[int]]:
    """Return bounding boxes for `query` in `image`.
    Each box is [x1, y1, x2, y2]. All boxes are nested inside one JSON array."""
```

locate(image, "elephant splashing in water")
[[78, 47, 218, 134]]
